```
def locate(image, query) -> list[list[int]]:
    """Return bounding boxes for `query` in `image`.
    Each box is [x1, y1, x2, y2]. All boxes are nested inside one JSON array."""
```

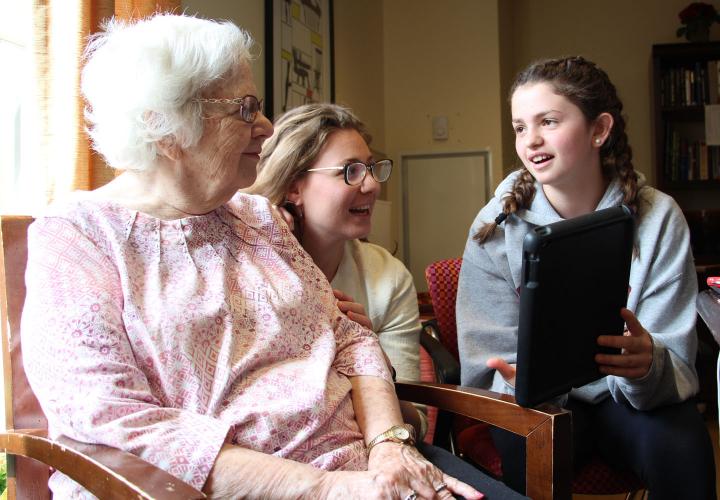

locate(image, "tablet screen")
[[515, 205, 634, 408]]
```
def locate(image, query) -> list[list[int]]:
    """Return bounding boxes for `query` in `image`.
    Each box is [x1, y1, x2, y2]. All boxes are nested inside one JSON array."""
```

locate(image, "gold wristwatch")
[[366, 424, 416, 455]]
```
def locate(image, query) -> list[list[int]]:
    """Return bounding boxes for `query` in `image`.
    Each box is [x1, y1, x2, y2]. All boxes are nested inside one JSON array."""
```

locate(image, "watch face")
[[393, 427, 410, 440]]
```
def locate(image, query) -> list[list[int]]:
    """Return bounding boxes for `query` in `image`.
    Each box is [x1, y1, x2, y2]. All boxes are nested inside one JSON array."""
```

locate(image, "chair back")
[[424, 258, 462, 361], [0, 215, 51, 500]]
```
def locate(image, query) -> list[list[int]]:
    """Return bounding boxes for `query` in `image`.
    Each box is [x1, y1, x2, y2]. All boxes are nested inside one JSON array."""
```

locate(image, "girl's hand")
[[596, 308, 653, 379], [486, 358, 517, 387], [334, 289, 374, 331]]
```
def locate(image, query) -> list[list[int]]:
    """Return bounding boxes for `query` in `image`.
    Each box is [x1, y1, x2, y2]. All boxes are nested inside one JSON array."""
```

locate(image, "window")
[[0, 2, 43, 215]]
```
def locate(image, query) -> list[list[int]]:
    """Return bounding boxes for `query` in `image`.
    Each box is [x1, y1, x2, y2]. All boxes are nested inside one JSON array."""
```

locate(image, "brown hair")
[[474, 56, 639, 244], [246, 103, 371, 205]]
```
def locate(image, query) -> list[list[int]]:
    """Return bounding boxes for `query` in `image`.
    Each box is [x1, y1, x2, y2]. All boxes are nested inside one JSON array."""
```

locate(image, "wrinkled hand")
[[596, 308, 653, 379], [343, 443, 482, 499], [334, 289, 374, 331], [486, 358, 516, 387], [317, 467, 471, 500]]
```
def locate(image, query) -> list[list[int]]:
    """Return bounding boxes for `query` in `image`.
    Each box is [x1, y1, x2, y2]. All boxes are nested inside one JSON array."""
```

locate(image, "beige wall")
[[333, 0, 386, 154], [504, 0, 714, 185], [182, 0, 266, 98], [383, 0, 504, 258], [498, 0, 517, 173]]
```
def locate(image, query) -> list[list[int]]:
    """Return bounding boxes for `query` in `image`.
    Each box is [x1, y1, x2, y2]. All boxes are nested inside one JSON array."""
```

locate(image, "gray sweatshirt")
[[457, 170, 699, 410]]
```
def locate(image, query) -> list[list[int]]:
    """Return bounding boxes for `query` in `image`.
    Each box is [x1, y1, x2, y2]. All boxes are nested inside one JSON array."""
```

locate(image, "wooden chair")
[[0, 215, 573, 500], [425, 258, 646, 498]]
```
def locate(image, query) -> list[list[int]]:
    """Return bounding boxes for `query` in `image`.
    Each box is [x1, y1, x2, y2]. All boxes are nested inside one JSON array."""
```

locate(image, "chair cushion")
[[457, 422, 503, 478], [424, 258, 462, 361]]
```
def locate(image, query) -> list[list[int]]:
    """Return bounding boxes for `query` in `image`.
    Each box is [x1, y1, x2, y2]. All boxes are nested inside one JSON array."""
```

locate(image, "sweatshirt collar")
[[496, 169, 646, 225]]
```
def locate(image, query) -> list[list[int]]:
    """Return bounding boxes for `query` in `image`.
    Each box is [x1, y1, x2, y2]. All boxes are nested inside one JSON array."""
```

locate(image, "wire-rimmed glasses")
[[306, 159, 393, 186], [193, 95, 264, 123]]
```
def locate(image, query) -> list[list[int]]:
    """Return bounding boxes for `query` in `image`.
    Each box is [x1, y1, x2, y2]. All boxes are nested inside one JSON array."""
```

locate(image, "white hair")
[[81, 14, 255, 170]]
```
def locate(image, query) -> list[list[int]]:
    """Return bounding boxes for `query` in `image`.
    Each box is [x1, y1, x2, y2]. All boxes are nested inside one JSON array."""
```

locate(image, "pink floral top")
[[21, 192, 391, 497]]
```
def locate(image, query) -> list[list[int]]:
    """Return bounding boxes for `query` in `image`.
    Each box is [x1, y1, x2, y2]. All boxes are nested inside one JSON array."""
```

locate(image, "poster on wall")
[[265, 0, 335, 120]]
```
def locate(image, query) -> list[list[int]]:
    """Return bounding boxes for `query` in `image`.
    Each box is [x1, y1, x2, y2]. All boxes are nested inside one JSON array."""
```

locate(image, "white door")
[[402, 151, 490, 292]]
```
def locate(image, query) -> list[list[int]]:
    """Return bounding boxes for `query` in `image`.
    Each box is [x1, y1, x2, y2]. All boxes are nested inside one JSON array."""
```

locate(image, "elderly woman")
[[20, 14, 517, 500], [248, 103, 427, 437]]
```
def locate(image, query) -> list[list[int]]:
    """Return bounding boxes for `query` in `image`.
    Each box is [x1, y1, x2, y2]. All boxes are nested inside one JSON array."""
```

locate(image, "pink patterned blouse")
[[21, 192, 391, 497]]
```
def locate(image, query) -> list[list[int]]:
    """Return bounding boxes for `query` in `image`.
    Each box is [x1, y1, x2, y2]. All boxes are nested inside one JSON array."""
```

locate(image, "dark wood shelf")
[[661, 180, 720, 190], [653, 41, 720, 61], [660, 106, 704, 120]]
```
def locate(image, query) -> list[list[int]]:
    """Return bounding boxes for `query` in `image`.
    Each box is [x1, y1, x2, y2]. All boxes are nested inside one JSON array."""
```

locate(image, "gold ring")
[[434, 482, 448, 492]]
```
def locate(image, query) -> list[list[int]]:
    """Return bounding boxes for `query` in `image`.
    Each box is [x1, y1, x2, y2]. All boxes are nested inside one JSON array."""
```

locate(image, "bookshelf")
[[652, 42, 720, 266]]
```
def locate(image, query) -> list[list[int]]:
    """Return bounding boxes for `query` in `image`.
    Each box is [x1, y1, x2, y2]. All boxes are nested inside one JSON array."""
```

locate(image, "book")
[[710, 60, 720, 105], [700, 142, 709, 180]]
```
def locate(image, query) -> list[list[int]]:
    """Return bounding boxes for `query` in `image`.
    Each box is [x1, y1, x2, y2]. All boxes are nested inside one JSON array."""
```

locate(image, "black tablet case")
[[515, 205, 634, 408]]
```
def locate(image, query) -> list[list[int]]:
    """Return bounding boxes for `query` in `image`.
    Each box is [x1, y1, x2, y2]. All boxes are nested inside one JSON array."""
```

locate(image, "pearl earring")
[[594, 138, 602, 145]]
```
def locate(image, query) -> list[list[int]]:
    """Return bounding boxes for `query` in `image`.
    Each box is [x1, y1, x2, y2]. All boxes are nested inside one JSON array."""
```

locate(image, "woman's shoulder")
[[225, 193, 299, 251], [27, 194, 137, 263], [35, 192, 134, 233], [226, 192, 277, 226]]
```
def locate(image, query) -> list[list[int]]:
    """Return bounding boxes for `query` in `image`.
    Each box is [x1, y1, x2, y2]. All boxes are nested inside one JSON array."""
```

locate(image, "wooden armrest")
[[395, 381, 572, 500], [0, 429, 205, 499]]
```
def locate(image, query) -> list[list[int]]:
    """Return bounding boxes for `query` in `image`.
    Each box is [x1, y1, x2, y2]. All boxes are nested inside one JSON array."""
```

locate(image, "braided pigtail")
[[473, 167, 536, 244], [599, 103, 640, 216]]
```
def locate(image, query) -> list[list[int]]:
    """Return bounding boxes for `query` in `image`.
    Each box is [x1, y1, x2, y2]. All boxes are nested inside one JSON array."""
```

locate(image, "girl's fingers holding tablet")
[[596, 308, 653, 378], [486, 358, 516, 386], [597, 362, 651, 379]]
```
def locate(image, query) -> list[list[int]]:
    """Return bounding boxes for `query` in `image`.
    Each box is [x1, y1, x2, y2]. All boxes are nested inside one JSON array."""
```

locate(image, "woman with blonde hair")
[[248, 104, 523, 497], [250, 103, 425, 435]]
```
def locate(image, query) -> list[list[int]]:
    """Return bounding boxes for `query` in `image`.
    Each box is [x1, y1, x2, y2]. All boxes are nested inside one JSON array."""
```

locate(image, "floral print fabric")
[[21, 192, 391, 497]]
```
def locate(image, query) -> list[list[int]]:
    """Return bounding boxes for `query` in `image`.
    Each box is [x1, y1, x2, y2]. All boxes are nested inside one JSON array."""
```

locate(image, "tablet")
[[514, 205, 634, 408]]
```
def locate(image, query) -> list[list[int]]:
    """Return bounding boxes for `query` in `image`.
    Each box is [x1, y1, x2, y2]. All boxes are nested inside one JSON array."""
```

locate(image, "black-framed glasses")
[[306, 159, 393, 186], [193, 95, 264, 123]]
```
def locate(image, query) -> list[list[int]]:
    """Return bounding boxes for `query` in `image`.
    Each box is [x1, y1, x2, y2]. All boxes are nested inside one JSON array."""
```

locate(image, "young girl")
[[248, 103, 427, 437], [457, 56, 716, 498]]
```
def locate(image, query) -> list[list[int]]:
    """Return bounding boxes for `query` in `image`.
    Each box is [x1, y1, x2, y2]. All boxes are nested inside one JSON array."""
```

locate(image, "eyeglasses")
[[193, 95, 264, 123], [306, 159, 393, 186]]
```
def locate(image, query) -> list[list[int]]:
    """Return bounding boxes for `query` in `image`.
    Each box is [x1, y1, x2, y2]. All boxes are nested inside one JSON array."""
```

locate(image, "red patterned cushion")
[[424, 258, 504, 474], [424, 258, 463, 361], [457, 422, 503, 478]]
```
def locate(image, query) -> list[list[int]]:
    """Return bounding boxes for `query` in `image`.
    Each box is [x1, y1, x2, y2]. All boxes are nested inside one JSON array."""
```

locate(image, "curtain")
[[29, 0, 180, 210]]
